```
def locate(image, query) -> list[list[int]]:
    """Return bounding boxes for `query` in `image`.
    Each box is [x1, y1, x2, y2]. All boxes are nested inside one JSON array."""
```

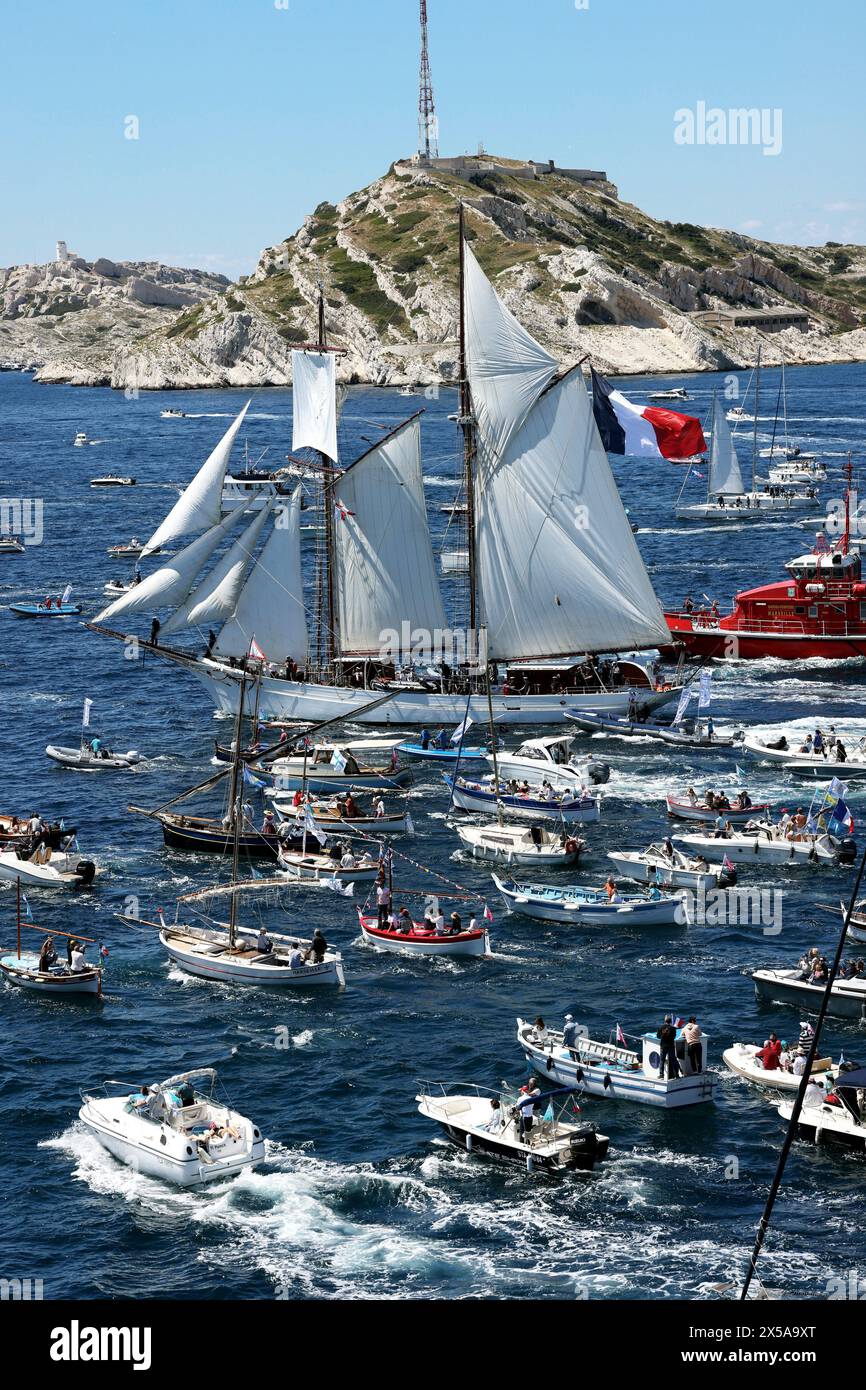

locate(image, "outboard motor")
[[837, 838, 857, 865], [583, 760, 610, 786], [74, 860, 96, 886], [717, 863, 738, 888]]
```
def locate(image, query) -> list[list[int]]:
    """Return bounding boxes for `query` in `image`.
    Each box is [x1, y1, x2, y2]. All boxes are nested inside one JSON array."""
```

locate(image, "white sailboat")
[[89, 235, 680, 725], [676, 391, 813, 520]]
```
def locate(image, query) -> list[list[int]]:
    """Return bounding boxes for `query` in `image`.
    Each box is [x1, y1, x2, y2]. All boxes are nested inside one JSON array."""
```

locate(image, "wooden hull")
[[160, 931, 345, 987], [359, 916, 490, 956], [0, 953, 102, 995]]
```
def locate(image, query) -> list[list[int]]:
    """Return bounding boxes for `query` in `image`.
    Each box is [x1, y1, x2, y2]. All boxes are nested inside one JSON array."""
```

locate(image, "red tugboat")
[[663, 464, 866, 661]]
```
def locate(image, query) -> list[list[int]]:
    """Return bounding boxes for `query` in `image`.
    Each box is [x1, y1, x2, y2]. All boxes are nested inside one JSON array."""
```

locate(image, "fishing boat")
[[778, 1067, 866, 1152], [665, 793, 772, 823], [0, 882, 104, 996], [675, 390, 814, 521], [486, 734, 610, 788], [673, 823, 856, 865], [446, 774, 600, 824], [493, 874, 686, 926], [416, 1080, 609, 1173], [159, 903, 344, 986], [276, 845, 380, 883], [266, 740, 412, 793], [90, 475, 135, 487], [78, 1068, 265, 1185], [0, 838, 98, 889], [357, 910, 491, 957], [46, 744, 142, 770], [566, 710, 742, 750], [131, 807, 309, 859], [517, 1018, 716, 1108], [9, 598, 82, 618], [665, 459, 866, 661], [0, 535, 25, 555], [607, 844, 736, 890], [752, 967, 866, 1020], [268, 794, 410, 836], [455, 822, 583, 866], [723, 1043, 837, 1091], [88, 223, 682, 727]]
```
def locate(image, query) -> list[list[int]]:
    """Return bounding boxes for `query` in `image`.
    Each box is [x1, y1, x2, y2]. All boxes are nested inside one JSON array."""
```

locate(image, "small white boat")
[[743, 733, 866, 776], [440, 549, 469, 574], [607, 844, 736, 890], [723, 1043, 836, 1092], [267, 739, 411, 793], [276, 849, 380, 883], [648, 388, 689, 401], [73, 431, 88, 447], [268, 795, 410, 836], [398, 385, 415, 397], [79, 1068, 265, 1185], [446, 774, 600, 824], [454, 822, 583, 867], [160, 408, 186, 418], [159, 915, 345, 987], [0, 535, 26, 555], [779, 1067, 866, 1153], [488, 735, 610, 789], [46, 743, 142, 771], [752, 967, 866, 1020], [517, 1018, 716, 1108], [726, 407, 753, 423], [416, 1080, 609, 1172], [0, 844, 98, 889], [103, 579, 135, 598], [494, 874, 686, 926], [357, 911, 491, 957], [90, 475, 136, 487], [107, 539, 151, 559], [673, 824, 855, 865], [665, 793, 772, 824]]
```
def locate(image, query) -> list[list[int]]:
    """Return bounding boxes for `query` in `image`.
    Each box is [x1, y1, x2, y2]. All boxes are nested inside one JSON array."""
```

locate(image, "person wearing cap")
[[656, 1015, 680, 1080], [681, 1017, 703, 1073], [563, 1014, 579, 1058]]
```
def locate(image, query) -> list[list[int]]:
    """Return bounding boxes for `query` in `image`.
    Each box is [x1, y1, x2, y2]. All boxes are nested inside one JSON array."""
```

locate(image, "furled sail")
[[707, 393, 744, 496], [140, 400, 250, 557], [214, 487, 309, 665], [332, 416, 447, 659], [463, 241, 558, 461], [291, 350, 338, 462], [474, 365, 672, 659], [159, 500, 273, 637], [96, 511, 243, 624]]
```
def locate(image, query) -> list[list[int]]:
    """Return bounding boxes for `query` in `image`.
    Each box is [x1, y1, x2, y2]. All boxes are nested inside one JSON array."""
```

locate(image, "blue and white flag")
[[405, 811, 415, 834], [61, 583, 73, 605], [330, 747, 347, 773], [21, 893, 33, 921], [242, 766, 268, 789], [450, 713, 474, 746], [304, 803, 326, 847]]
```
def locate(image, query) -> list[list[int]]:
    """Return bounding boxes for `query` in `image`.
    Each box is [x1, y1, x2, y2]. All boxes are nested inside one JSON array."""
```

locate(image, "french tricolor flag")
[[591, 367, 706, 461]]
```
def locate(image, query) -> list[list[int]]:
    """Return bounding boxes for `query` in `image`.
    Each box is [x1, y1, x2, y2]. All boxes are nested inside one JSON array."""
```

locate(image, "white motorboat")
[[103, 579, 135, 598], [446, 774, 600, 824], [45, 743, 142, 771], [673, 824, 855, 865], [779, 1067, 866, 1153], [760, 460, 827, 487], [752, 967, 866, 1020], [454, 822, 583, 867], [648, 388, 689, 401], [743, 732, 866, 776], [723, 1043, 837, 1092], [416, 1079, 609, 1172], [607, 844, 736, 891], [73, 431, 88, 447], [160, 408, 186, 418], [267, 740, 411, 793], [494, 874, 686, 926], [0, 843, 98, 889], [517, 1018, 716, 1108], [0, 535, 26, 555], [357, 911, 491, 957], [78, 1068, 265, 1185], [276, 849, 380, 883], [665, 793, 772, 824], [90, 475, 135, 487], [107, 539, 150, 559], [726, 407, 753, 424], [487, 735, 610, 789]]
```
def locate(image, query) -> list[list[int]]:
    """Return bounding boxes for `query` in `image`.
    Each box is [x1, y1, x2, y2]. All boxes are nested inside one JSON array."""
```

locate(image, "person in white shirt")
[[434, 911, 447, 934], [70, 945, 87, 973], [388, 909, 401, 931], [481, 1099, 503, 1133], [803, 1078, 825, 1108], [376, 882, 391, 927], [374, 797, 386, 819], [515, 1083, 541, 1143], [289, 944, 305, 969], [340, 850, 357, 868], [531, 1016, 549, 1044], [792, 1052, 807, 1077]]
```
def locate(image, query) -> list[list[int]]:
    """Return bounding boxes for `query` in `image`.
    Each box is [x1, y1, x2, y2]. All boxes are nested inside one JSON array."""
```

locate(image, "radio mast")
[[418, 1, 438, 161]]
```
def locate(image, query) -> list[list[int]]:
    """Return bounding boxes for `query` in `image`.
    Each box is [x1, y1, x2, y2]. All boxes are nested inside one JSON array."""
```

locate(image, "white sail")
[[215, 487, 309, 665], [96, 511, 242, 624], [464, 241, 557, 460], [474, 366, 671, 660], [333, 416, 447, 659], [292, 350, 338, 462], [140, 400, 250, 557], [160, 501, 273, 636], [707, 393, 744, 496]]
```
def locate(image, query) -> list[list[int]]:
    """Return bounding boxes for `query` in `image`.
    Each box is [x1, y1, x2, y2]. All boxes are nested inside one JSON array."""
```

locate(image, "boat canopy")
[[159, 1068, 218, 1090]]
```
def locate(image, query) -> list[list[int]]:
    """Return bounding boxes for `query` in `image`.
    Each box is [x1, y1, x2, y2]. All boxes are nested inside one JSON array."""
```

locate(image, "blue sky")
[[3, 0, 864, 276]]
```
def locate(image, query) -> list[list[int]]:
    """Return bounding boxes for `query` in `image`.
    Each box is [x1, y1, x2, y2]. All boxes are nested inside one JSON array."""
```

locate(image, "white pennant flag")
[[82, 698, 93, 728], [672, 684, 693, 726], [61, 584, 73, 605]]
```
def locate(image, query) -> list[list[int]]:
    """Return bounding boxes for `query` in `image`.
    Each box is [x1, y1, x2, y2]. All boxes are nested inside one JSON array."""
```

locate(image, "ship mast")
[[457, 204, 478, 640], [750, 343, 761, 494], [227, 668, 248, 950], [303, 281, 344, 678]]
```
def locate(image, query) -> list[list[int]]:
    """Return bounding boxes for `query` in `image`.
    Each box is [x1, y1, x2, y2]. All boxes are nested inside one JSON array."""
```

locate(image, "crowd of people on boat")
[[766, 726, 866, 763], [371, 878, 479, 938], [36, 933, 91, 976], [795, 947, 866, 985]]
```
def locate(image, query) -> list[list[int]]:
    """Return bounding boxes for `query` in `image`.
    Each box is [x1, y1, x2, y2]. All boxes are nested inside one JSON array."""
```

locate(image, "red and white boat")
[[665, 793, 772, 823], [664, 465, 866, 662], [357, 911, 491, 958]]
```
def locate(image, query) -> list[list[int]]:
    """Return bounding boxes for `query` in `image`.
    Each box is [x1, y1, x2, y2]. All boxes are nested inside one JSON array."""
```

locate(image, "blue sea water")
[[1, 361, 865, 1302]]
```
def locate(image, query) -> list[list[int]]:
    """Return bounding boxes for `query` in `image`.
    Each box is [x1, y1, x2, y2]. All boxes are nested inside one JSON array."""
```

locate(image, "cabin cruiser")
[[416, 1079, 609, 1172], [494, 874, 686, 926], [454, 822, 583, 866], [0, 840, 98, 889], [107, 539, 151, 559], [446, 774, 600, 824], [160, 408, 186, 418], [78, 1069, 266, 1185], [648, 388, 689, 401], [0, 535, 26, 555], [517, 1017, 716, 1107], [90, 475, 136, 487], [73, 431, 88, 446], [723, 1041, 838, 1091], [607, 843, 736, 890], [673, 822, 856, 865], [779, 1065, 866, 1152], [487, 735, 609, 789]]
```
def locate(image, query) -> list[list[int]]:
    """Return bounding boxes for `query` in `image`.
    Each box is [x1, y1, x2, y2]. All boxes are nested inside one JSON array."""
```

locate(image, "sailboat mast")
[[318, 286, 338, 676], [16, 877, 21, 959], [458, 205, 478, 638], [227, 671, 248, 948], [483, 634, 504, 828], [750, 344, 762, 493]]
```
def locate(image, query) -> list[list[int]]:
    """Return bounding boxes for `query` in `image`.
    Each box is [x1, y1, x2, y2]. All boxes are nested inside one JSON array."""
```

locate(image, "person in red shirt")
[[757, 1037, 781, 1071]]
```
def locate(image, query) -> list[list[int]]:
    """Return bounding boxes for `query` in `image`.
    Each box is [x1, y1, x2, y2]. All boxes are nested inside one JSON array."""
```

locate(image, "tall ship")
[[664, 461, 866, 661], [90, 215, 681, 725]]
